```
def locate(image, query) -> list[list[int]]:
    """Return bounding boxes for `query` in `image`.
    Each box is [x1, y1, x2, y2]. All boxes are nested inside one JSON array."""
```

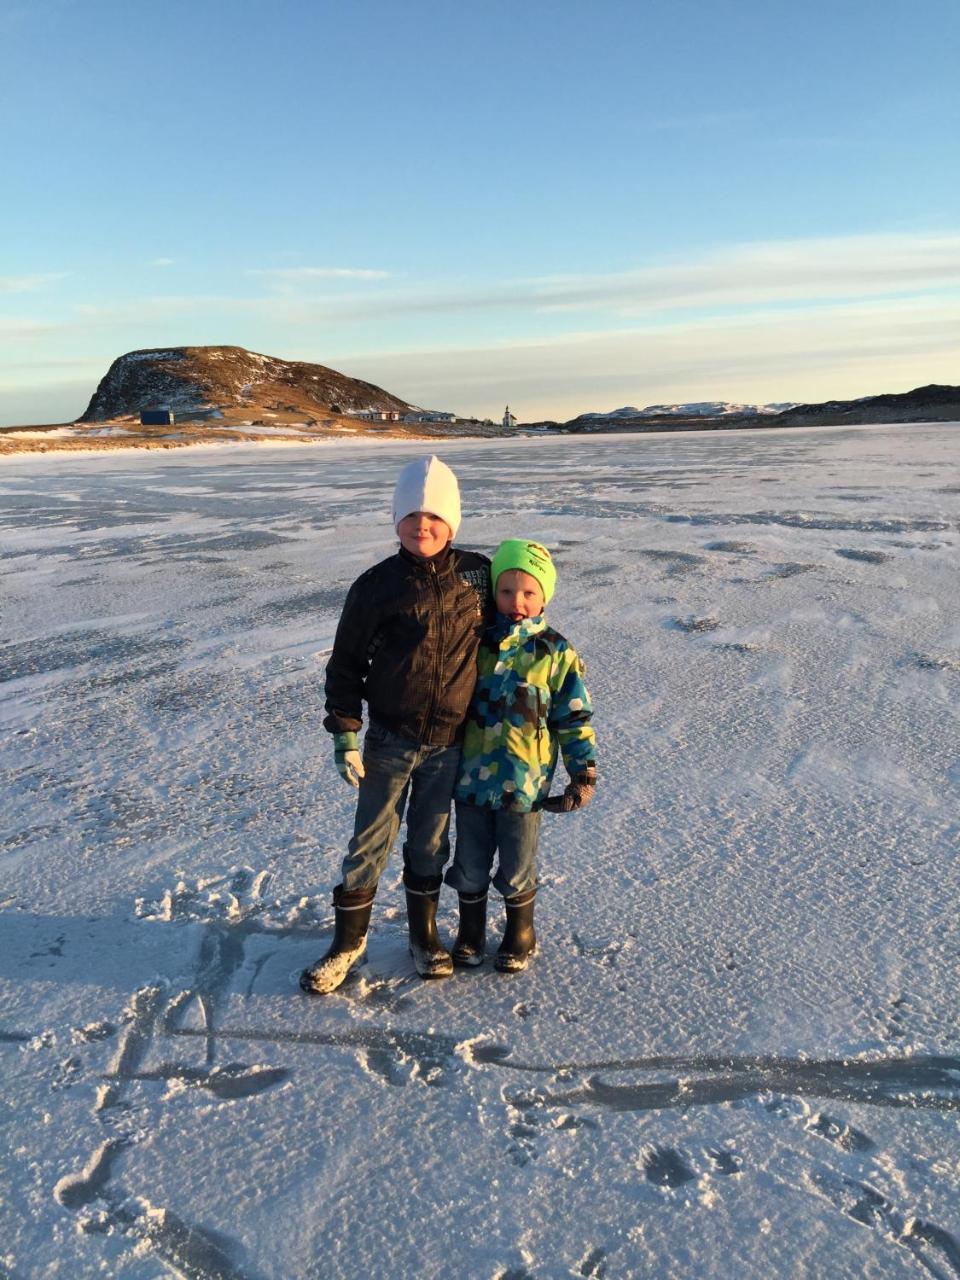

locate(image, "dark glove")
[[542, 765, 596, 813]]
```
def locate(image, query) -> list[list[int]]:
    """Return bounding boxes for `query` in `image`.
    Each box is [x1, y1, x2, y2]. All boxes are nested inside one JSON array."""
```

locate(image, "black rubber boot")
[[495, 889, 537, 973], [300, 884, 375, 994], [452, 891, 488, 968], [405, 883, 453, 979]]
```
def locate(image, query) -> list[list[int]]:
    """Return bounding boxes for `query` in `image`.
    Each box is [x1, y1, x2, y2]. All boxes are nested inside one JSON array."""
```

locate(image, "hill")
[[0, 345, 497, 453], [79, 345, 415, 424], [773, 383, 960, 427]]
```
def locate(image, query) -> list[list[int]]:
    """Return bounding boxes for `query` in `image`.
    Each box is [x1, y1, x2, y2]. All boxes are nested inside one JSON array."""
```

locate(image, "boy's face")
[[397, 510, 451, 559], [496, 569, 545, 622]]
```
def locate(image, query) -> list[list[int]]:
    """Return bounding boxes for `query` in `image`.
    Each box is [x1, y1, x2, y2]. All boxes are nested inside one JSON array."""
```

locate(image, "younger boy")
[[300, 455, 491, 994], [446, 539, 596, 972]]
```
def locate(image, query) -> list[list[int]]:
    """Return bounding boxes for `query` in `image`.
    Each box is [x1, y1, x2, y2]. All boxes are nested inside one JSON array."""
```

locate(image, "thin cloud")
[[0, 316, 69, 339], [247, 266, 392, 281], [310, 230, 960, 322], [71, 295, 243, 321], [36, 230, 959, 335], [150, 257, 176, 267], [527, 232, 960, 313], [0, 357, 96, 371], [0, 272, 68, 294]]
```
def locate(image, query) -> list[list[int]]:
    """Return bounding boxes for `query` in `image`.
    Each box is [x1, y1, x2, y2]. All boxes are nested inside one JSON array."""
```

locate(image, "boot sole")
[[495, 946, 536, 974], [409, 946, 453, 979]]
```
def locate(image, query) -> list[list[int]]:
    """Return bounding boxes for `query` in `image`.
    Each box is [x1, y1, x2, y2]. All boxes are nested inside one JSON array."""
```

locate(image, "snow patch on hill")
[[591, 400, 797, 419]]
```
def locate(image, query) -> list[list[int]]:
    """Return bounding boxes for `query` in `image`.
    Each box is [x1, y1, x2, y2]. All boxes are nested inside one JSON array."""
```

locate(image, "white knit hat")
[[392, 455, 461, 538]]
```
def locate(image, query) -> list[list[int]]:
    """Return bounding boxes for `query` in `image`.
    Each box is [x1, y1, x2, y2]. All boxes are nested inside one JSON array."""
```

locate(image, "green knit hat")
[[491, 538, 557, 604]]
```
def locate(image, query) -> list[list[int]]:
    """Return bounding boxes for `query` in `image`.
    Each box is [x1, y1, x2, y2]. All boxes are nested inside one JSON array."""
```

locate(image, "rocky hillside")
[[79, 346, 416, 422], [773, 383, 960, 427]]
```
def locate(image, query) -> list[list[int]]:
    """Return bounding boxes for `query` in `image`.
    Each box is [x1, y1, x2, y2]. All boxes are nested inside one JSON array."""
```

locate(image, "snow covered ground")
[[2, 424, 958, 1280]]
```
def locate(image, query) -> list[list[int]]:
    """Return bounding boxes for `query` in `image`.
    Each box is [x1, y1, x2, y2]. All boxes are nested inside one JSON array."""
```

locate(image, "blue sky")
[[3, 0, 959, 424]]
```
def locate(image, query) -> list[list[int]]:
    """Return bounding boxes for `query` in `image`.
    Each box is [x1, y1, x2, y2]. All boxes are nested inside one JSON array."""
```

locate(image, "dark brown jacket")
[[323, 545, 492, 747]]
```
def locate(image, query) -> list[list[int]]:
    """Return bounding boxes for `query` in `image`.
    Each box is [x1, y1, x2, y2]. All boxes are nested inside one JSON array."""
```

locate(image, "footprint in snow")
[[502, 1088, 597, 1167], [871, 992, 908, 1042], [705, 1147, 742, 1176], [765, 562, 815, 580], [704, 540, 757, 554], [670, 615, 721, 634], [640, 1144, 697, 1188], [910, 652, 960, 673], [115, 1062, 291, 1100], [577, 1245, 609, 1278], [836, 548, 894, 564], [571, 930, 624, 966], [804, 1112, 875, 1153], [809, 1168, 960, 1279]]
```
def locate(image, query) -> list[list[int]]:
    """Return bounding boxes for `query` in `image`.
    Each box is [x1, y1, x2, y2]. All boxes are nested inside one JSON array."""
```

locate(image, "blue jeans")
[[446, 802, 542, 899], [339, 724, 461, 894]]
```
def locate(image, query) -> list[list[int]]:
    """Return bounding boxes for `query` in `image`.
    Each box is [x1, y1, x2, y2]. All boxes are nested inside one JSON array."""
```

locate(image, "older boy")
[[447, 539, 596, 972], [300, 455, 491, 994]]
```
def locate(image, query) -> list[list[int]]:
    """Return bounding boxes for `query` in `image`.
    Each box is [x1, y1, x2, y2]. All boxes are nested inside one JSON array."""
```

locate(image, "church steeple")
[[502, 405, 517, 430]]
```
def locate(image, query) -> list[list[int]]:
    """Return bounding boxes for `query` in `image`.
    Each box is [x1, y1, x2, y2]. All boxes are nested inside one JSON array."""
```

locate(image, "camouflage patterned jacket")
[[455, 613, 596, 812]]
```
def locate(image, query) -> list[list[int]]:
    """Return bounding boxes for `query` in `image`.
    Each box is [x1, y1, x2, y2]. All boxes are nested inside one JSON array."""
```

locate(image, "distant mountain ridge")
[[528, 384, 960, 433], [580, 400, 796, 422], [79, 345, 416, 423]]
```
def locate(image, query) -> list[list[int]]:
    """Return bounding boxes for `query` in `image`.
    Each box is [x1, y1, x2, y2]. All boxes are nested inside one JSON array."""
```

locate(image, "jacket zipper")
[[422, 559, 446, 740]]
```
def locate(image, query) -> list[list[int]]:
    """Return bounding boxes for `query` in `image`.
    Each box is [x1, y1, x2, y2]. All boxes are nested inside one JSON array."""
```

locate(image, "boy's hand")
[[542, 766, 596, 813], [333, 732, 365, 788]]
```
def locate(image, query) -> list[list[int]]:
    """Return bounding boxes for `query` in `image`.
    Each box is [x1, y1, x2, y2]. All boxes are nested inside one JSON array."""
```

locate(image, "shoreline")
[[2, 418, 956, 464], [3, 407, 957, 459]]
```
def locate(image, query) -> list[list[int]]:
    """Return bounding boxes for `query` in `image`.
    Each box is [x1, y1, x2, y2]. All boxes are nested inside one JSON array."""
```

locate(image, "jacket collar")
[[490, 612, 546, 644], [398, 543, 455, 573]]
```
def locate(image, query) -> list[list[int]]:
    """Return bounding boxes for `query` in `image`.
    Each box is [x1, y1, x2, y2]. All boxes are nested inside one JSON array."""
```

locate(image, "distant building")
[[140, 409, 175, 426], [344, 408, 402, 422], [502, 405, 517, 430], [402, 410, 456, 424]]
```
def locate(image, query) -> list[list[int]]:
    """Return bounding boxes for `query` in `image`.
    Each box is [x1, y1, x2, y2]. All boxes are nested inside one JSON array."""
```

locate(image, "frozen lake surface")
[[2, 424, 959, 1278]]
